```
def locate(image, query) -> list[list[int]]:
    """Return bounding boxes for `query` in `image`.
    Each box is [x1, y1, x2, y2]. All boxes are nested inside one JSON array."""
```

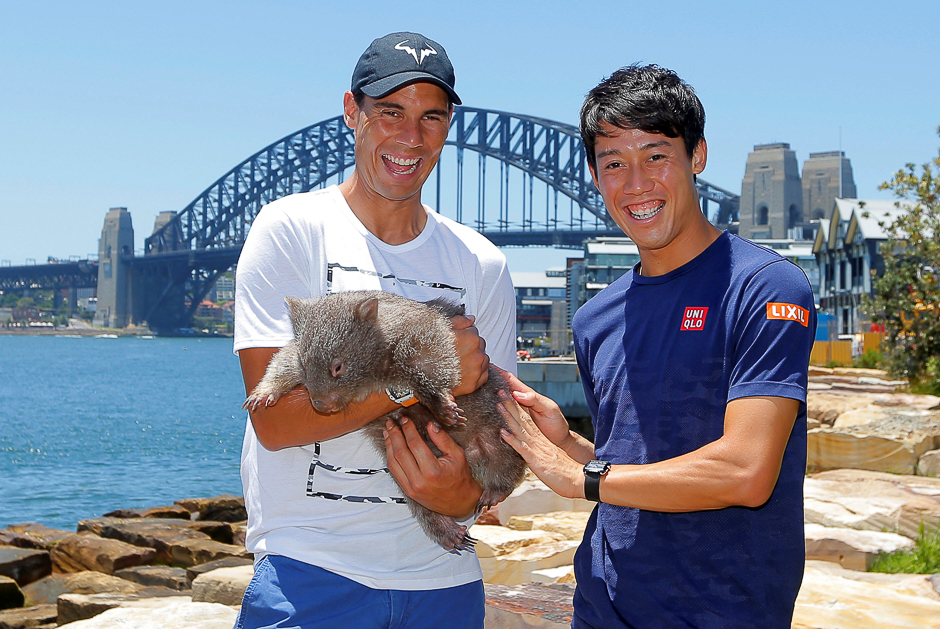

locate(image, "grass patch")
[[869, 523, 940, 574]]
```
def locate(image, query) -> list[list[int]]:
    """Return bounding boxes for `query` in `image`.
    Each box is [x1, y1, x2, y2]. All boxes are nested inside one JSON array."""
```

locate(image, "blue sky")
[[1, 1, 938, 272]]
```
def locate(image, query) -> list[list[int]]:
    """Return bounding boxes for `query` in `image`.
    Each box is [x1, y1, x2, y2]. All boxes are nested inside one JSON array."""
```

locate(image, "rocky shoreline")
[[3, 368, 940, 628]]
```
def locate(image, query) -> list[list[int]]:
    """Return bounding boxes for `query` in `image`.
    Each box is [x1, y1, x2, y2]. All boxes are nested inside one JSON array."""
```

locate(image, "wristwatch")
[[386, 385, 418, 407], [583, 460, 611, 502]]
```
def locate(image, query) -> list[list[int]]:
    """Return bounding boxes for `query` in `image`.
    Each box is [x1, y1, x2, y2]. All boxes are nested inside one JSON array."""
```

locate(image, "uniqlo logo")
[[680, 307, 708, 331], [766, 302, 809, 327]]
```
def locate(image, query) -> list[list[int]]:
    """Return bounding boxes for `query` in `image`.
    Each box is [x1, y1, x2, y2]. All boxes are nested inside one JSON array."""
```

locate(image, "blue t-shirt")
[[571, 232, 815, 629]]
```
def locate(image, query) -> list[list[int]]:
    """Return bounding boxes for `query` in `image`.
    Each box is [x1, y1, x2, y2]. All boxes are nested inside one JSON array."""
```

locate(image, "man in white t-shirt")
[[232, 32, 517, 629]]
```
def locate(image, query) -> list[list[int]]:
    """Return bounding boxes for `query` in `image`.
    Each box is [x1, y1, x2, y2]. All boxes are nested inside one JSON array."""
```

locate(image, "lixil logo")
[[680, 307, 708, 331], [766, 302, 809, 327]]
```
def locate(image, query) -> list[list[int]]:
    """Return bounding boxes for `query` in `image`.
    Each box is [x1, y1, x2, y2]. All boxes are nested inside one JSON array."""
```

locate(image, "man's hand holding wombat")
[[450, 314, 489, 396]]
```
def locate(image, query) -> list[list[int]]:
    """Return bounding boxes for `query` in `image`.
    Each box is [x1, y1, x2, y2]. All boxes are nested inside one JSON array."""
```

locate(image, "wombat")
[[243, 290, 527, 550]]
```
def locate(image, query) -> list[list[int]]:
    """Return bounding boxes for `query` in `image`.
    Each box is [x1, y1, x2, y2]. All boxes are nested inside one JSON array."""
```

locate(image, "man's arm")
[[500, 393, 799, 512], [239, 347, 400, 450]]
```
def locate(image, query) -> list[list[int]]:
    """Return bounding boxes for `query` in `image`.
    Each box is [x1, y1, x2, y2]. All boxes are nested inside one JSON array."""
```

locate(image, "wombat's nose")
[[311, 399, 334, 413]]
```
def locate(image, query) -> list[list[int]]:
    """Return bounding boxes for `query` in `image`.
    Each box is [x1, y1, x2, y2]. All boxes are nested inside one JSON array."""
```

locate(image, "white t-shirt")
[[233, 185, 517, 590]]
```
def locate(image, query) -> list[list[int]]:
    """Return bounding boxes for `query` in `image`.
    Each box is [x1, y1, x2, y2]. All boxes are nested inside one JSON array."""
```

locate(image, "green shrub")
[[869, 523, 940, 574], [854, 349, 883, 370]]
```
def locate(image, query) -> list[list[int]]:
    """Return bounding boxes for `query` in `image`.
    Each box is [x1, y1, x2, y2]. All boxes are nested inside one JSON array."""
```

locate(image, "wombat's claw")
[[436, 402, 465, 427], [453, 532, 477, 553], [242, 392, 280, 411]]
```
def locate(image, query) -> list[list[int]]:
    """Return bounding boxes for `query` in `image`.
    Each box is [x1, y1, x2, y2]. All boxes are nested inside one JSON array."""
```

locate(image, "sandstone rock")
[[1, 524, 70, 551], [113, 566, 189, 591], [49, 532, 156, 575], [476, 507, 500, 526], [506, 511, 591, 541], [22, 571, 143, 606], [174, 495, 246, 523], [103, 505, 192, 520], [484, 583, 574, 628], [918, 449, 940, 477], [807, 429, 936, 474], [169, 538, 250, 568], [479, 541, 580, 586], [530, 566, 576, 584], [57, 593, 190, 626], [830, 382, 899, 394], [230, 521, 248, 547], [61, 600, 236, 629], [875, 392, 940, 409], [191, 565, 253, 606], [804, 470, 940, 539], [793, 560, 940, 628], [497, 479, 594, 526], [0, 549, 51, 587], [185, 557, 253, 587], [858, 376, 908, 388], [77, 517, 234, 562], [0, 602, 56, 629], [831, 367, 890, 379], [0, 577, 24, 611], [832, 405, 887, 428], [806, 392, 873, 425], [804, 523, 915, 571], [469, 525, 567, 559]]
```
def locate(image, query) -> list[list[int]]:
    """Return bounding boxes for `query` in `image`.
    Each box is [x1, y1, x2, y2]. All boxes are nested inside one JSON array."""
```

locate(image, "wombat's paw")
[[452, 531, 478, 553], [477, 487, 511, 511], [435, 399, 466, 428], [242, 391, 280, 411], [438, 523, 475, 552]]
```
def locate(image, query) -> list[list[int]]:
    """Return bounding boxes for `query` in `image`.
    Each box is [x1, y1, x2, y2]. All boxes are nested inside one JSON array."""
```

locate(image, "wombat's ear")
[[355, 297, 379, 322], [285, 297, 306, 328]]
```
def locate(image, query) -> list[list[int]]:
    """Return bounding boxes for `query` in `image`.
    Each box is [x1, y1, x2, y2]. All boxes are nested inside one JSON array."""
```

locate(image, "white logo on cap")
[[394, 40, 437, 65]]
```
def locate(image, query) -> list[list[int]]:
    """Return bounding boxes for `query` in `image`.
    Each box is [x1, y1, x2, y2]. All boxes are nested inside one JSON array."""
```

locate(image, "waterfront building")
[[511, 269, 568, 355], [813, 198, 906, 336], [566, 233, 822, 329], [566, 238, 640, 315]]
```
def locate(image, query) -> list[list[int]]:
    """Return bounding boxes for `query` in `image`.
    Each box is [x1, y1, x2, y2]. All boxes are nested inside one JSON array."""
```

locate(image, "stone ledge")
[[484, 583, 574, 628]]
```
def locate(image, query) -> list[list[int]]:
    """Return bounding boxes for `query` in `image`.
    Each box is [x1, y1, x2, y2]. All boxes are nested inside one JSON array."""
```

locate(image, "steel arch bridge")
[[134, 107, 739, 331]]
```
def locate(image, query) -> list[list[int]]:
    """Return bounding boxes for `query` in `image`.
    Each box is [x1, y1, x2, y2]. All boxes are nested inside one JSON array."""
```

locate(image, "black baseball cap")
[[351, 32, 461, 105]]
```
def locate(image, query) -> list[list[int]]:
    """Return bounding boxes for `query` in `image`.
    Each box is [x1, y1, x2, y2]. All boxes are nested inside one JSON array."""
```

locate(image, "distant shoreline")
[[0, 327, 232, 338]]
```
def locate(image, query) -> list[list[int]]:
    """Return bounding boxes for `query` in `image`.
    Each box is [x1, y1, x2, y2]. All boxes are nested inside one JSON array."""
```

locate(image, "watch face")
[[585, 460, 610, 474], [387, 386, 409, 398]]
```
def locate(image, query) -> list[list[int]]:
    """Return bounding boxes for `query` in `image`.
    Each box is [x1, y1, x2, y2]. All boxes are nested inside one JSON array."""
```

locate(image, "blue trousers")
[[235, 555, 485, 629]]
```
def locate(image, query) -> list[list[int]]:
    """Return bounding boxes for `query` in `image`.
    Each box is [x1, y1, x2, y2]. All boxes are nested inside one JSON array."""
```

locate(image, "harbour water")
[[0, 334, 246, 531]]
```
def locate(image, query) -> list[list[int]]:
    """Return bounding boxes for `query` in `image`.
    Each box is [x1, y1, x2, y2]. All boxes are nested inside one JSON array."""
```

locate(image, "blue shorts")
[[235, 555, 485, 629]]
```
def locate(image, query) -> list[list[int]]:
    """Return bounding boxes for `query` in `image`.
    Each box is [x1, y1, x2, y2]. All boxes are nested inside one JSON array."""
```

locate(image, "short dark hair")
[[352, 87, 453, 111], [580, 64, 705, 169]]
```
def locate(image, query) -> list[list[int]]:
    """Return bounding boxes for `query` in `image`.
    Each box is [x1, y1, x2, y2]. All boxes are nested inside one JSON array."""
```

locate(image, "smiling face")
[[343, 82, 451, 208], [589, 124, 717, 276]]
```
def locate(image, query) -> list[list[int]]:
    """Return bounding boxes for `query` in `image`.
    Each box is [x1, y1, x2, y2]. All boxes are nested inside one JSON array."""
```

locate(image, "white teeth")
[[629, 201, 664, 220], [384, 155, 420, 166]]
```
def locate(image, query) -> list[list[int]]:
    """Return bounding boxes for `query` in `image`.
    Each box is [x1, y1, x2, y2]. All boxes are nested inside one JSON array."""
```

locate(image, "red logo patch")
[[766, 302, 809, 327], [680, 307, 709, 331]]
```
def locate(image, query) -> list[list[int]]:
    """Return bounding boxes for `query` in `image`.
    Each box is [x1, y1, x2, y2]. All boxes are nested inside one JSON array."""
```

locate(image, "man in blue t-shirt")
[[499, 64, 815, 628]]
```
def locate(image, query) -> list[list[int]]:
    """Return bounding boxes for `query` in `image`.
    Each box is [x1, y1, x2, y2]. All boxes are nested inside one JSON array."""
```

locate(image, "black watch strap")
[[583, 460, 610, 502]]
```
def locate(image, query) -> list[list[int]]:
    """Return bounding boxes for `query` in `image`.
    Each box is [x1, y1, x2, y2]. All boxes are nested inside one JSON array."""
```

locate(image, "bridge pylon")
[[92, 207, 134, 329]]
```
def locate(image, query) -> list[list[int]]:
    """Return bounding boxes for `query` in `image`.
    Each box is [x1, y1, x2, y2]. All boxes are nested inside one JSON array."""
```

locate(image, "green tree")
[[864, 127, 940, 392]]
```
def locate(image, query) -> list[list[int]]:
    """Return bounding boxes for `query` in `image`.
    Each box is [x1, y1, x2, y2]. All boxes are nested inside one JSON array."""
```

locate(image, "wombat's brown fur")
[[244, 290, 527, 550]]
